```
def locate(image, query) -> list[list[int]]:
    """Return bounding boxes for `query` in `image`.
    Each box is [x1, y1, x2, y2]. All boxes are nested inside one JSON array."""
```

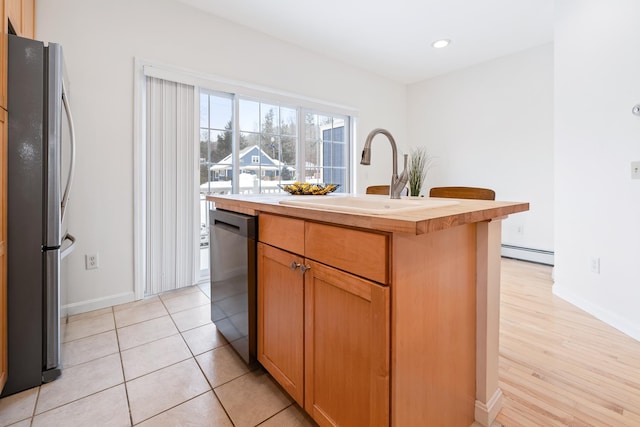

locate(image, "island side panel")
[[474, 219, 504, 426], [391, 223, 477, 427]]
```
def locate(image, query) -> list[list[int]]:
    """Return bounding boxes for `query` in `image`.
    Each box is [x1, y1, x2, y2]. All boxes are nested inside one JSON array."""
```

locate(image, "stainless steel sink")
[[278, 195, 458, 215]]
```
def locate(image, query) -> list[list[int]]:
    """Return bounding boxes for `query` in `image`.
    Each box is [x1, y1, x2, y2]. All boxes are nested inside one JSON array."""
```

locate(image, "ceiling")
[[176, 0, 554, 84]]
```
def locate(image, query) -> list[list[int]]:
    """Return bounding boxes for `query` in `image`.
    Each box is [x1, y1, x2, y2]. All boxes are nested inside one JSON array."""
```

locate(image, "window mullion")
[[232, 95, 240, 193], [297, 107, 306, 183], [345, 116, 351, 190]]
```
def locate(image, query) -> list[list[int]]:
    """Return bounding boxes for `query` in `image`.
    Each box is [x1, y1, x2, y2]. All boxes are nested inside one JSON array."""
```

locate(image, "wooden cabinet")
[[5, 0, 19, 35], [304, 260, 389, 427], [257, 242, 304, 405], [258, 213, 390, 426], [0, 108, 6, 392], [210, 193, 525, 426], [19, 0, 33, 39], [5, 0, 33, 39], [0, 0, 6, 393]]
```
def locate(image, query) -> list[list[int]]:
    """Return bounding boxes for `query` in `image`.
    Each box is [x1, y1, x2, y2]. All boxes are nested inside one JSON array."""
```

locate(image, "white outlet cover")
[[632, 161, 640, 179], [85, 254, 99, 270]]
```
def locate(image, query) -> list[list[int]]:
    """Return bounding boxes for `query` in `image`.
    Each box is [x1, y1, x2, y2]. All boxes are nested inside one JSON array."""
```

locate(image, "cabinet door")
[[4, 0, 32, 38], [304, 260, 390, 427], [257, 242, 304, 405], [0, 108, 6, 392], [20, 0, 33, 39], [5, 0, 20, 35]]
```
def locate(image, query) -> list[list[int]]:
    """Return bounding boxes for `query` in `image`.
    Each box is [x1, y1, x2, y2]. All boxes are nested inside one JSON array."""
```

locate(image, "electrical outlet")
[[590, 257, 600, 274], [85, 253, 99, 270], [632, 161, 640, 179], [516, 225, 524, 235]]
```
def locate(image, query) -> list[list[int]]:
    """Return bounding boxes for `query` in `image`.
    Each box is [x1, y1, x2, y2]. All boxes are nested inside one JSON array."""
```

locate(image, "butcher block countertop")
[[206, 193, 529, 235]]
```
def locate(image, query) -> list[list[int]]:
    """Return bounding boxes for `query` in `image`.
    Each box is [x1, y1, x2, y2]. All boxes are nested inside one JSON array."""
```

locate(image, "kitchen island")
[[207, 193, 529, 427]]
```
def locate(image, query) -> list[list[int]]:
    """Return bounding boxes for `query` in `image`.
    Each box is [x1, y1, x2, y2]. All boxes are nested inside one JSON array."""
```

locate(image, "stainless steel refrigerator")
[[3, 35, 76, 396]]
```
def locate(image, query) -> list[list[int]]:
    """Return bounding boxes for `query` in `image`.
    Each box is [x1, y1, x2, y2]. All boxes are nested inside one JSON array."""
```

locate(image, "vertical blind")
[[145, 76, 198, 295]]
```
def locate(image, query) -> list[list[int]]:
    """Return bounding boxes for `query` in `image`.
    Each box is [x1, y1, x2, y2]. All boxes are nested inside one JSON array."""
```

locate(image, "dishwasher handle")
[[210, 209, 257, 238], [213, 220, 242, 234]]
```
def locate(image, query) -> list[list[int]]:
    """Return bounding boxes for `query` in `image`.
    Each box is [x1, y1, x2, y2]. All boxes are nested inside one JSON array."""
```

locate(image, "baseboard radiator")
[[501, 244, 554, 266]]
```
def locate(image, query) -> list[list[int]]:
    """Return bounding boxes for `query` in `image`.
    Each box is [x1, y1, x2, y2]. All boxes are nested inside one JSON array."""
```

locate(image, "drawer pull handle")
[[300, 264, 311, 274], [290, 261, 300, 270]]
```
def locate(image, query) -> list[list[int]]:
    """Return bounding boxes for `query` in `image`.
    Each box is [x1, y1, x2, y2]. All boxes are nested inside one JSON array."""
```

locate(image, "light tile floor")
[[0, 283, 317, 427]]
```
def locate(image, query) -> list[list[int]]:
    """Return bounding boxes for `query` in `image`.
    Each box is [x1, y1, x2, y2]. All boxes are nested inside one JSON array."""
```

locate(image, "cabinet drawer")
[[305, 222, 389, 284], [259, 213, 305, 255]]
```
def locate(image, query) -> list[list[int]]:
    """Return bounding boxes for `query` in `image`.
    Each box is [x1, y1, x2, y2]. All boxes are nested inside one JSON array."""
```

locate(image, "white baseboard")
[[61, 291, 137, 317], [501, 244, 554, 265], [474, 388, 503, 426], [552, 284, 640, 342]]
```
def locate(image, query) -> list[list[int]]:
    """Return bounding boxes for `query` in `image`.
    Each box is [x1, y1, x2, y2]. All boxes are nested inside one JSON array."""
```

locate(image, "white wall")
[[407, 45, 554, 252], [36, 0, 407, 312], [554, 0, 640, 340]]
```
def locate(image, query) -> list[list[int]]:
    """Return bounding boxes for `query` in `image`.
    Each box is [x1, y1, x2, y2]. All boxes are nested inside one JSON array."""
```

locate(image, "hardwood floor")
[[497, 259, 640, 426]]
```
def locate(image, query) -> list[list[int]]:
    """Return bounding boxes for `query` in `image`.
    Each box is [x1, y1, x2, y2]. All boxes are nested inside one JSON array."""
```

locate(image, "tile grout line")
[[190, 281, 301, 425], [112, 305, 135, 427], [162, 285, 238, 425], [29, 306, 124, 421], [129, 287, 236, 425], [131, 390, 216, 426], [255, 403, 296, 426], [28, 386, 41, 426], [29, 384, 127, 425]]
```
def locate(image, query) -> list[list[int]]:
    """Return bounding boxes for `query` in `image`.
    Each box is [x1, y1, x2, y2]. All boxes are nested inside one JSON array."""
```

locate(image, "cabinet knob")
[[300, 264, 311, 274], [290, 261, 300, 270]]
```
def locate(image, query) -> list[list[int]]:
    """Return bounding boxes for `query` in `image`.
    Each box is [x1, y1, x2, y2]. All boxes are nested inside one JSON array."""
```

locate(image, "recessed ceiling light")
[[432, 39, 450, 49]]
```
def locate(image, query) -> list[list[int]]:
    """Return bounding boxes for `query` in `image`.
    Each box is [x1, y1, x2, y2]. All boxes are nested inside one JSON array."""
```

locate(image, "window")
[[304, 112, 348, 191], [199, 91, 233, 190], [199, 91, 352, 196]]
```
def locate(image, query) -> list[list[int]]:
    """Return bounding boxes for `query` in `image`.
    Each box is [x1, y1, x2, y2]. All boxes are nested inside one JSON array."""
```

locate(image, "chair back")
[[366, 185, 409, 196], [429, 186, 495, 200], [366, 185, 391, 195]]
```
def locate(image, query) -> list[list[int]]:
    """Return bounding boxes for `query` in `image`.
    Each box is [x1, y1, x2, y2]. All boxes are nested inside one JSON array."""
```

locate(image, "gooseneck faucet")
[[360, 128, 409, 199]]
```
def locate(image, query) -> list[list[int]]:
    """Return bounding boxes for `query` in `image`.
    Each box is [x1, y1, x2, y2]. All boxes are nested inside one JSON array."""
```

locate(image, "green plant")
[[408, 147, 432, 196]]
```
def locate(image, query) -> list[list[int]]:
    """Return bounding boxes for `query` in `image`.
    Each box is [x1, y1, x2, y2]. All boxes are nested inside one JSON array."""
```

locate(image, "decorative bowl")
[[278, 183, 340, 195]]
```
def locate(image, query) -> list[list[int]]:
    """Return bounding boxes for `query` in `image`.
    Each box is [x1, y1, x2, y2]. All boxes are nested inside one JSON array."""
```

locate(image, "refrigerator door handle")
[[61, 233, 76, 260], [61, 79, 76, 223]]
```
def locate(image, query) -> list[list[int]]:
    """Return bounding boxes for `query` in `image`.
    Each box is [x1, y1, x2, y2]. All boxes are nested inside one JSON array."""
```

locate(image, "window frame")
[[199, 92, 353, 195]]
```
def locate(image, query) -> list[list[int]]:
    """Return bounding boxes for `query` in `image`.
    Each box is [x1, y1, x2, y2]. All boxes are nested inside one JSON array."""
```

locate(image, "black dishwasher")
[[209, 208, 257, 365]]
